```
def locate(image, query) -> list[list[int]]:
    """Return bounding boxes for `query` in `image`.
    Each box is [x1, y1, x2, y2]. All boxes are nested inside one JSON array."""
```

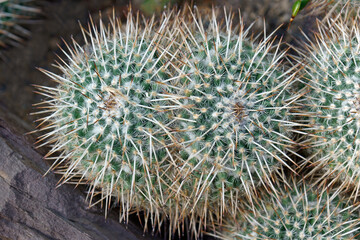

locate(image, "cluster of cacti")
[[213, 1, 360, 239], [32, 0, 360, 239], [0, 0, 38, 47], [34, 6, 303, 237], [214, 178, 360, 239]]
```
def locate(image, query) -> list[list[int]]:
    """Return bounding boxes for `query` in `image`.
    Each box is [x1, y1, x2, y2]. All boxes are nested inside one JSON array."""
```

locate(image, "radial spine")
[[214, 180, 360, 239], [34, 10, 181, 229], [297, 11, 360, 196], [157, 7, 302, 235], [0, 0, 39, 47]]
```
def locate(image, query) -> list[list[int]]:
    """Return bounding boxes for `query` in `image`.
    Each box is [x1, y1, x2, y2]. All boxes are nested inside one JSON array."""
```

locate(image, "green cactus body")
[[299, 14, 360, 194], [214, 182, 360, 239], [35, 8, 302, 237], [0, 0, 38, 46], [35, 12, 181, 224], [157, 9, 302, 232]]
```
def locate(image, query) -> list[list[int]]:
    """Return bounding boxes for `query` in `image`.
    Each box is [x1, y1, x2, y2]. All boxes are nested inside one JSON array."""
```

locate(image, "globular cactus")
[[0, 0, 39, 47], [34, 6, 303, 238], [212, 178, 360, 240], [34, 11, 182, 230], [297, 13, 360, 195], [156, 8, 303, 235]]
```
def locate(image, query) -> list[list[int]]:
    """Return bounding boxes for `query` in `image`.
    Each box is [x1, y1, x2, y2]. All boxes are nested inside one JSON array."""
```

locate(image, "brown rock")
[[0, 110, 152, 240]]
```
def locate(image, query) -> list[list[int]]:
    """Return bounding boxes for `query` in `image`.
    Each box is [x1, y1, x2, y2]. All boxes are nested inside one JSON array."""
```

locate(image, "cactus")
[[289, 0, 359, 25], [324, 0, 360, 20], [297, 12, 360, 195], [0, 0, 39, 47], [317, 0, 359, 20], [329, 0, 360, 7], [155, 8, 303, 235], [34, 7, 303, 237], [33, 11, 184, 229], [212, 179, 360, 239]]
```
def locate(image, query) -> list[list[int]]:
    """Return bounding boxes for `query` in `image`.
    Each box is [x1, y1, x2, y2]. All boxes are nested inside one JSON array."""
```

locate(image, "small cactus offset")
[[156, 8, 303, 234], [34, 10, 183, 228], [0, 0, 39, 47], [297, 12, 360, 194], [212, 179, 360, 239]]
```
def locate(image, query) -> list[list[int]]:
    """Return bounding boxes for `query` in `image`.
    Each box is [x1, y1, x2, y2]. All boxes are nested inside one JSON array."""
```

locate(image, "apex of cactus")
[[34, 10, 182, 227], [156, 7, 303, 235]]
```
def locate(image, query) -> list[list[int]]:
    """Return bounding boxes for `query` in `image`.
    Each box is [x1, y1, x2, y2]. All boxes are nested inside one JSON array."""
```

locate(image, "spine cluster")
[[35, 7, 301, 237], [0, 0, 39, 47], [298, 11, 360, 195], [36, 12, 181, 226], [214, 179, 360, 240], [34, 1, 360, 239], [160, 9, 301, 234]]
